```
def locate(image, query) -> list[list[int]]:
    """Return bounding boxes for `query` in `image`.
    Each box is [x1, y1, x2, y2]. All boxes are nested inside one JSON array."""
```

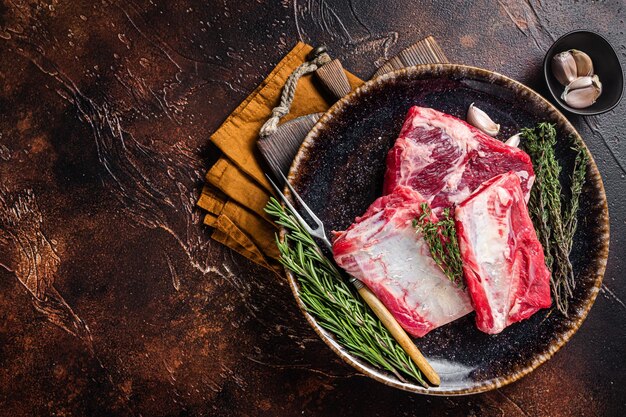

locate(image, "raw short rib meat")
[[332, 186, 473, 338], [455, 172, 551, 334], [383, 106, 535, 211]]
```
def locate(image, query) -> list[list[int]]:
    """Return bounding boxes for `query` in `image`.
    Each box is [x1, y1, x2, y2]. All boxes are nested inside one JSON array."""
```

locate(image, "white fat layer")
[[458, 182, 514, 333], [448, 185, 472, 205], [401, 140, 436, 179], [411, 108, 480, 153], [524, 174, 535, 203], [440, 158, 469, 202], [344, 209, 473, 326]]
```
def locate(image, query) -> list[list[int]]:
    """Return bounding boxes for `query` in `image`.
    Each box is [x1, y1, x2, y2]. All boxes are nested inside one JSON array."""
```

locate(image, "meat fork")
[[266, 171, 441, 387]]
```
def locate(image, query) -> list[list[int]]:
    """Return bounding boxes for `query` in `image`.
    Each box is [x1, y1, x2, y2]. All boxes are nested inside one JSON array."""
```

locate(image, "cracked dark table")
[[1, 1, 625, 416]]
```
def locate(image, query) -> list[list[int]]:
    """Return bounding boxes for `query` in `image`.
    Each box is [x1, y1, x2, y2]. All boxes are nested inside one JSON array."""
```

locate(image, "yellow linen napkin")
[[198, 42, 363, 271]]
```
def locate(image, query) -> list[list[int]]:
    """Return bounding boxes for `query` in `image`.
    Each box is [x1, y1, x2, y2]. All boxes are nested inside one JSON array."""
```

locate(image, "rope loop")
[[259, 51, 331, 138]]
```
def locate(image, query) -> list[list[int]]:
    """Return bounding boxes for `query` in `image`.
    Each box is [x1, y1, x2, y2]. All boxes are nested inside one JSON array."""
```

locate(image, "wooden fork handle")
[[355, 282, 441, 386]]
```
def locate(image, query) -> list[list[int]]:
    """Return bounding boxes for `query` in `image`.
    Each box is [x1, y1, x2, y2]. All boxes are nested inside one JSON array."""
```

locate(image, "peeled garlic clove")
[[561, 76, 594, 100], [570, 49, 594, 77], [467, 103, 500, 136], [552, 51, 578, 86], [505, 133, 520, 148], [563, 77, 602, 109]]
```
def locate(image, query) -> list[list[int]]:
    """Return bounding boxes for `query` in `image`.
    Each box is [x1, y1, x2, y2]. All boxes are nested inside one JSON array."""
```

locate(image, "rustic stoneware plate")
[[283, 64, 609, 395]]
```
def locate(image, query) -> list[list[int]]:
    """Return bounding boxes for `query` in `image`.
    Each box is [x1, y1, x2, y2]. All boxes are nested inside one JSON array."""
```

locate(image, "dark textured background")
[[0, 1, 624, 416]]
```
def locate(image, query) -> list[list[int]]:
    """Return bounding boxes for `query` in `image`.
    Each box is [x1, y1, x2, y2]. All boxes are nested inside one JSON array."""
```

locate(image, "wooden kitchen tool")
[[372, 36, 449, 78], [257, 113, 321, 181]]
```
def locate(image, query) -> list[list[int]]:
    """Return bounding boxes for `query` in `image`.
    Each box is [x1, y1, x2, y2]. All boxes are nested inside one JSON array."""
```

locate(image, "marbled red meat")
[[455, 171, 551, 334], [383, 106, 535, 212], [332, 186, 473, 338]]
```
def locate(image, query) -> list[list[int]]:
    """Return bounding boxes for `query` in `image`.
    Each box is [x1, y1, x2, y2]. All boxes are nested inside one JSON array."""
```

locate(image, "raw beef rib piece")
[[332, 186, 473, 338], [455, 171, 551, 334], [383, 106, 535, 211]]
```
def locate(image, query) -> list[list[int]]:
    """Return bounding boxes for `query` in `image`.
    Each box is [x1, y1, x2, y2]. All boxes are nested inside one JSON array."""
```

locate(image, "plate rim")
[[282, 63, 609, 395]]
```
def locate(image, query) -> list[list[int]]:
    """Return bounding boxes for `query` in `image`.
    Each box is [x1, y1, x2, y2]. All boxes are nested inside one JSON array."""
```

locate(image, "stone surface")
[[0, 1, 624, 416]]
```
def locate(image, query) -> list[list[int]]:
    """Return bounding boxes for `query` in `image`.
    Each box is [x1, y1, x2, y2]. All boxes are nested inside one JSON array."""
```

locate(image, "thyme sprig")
[[565, 146, 589, 241], [265, 198, 427, 386], [521, 122, 588, 315], [413, 203, 464, 287]]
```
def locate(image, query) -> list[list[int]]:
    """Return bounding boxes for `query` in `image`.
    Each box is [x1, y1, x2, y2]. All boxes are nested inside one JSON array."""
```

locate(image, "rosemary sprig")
[[413, 203, 464, 287], [521, 122, 587, 315], [265, 198, 427, 387]]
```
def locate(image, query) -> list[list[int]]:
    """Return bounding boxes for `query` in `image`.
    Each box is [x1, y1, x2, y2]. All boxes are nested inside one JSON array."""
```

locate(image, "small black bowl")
[[544, 30, 624, 115]]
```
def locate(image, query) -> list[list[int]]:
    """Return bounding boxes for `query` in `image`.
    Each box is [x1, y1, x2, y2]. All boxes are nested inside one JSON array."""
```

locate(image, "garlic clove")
[[570, 49, 594, 77], [505, 133, 520, 148], [591, 74, 602, 91], [562, 75, 602, 108], [552, 51, 578, 86], [561, 76, 594, 100], [467, 103, 500, 136], [563, 82, 602, 109]]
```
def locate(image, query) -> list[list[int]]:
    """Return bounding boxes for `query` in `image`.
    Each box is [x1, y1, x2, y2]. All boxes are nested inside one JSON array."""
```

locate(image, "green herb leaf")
[[413, 203, 464, 287]]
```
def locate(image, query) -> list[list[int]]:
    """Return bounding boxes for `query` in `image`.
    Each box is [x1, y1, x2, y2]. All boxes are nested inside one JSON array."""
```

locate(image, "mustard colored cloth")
[[197, 42, 364, 271]]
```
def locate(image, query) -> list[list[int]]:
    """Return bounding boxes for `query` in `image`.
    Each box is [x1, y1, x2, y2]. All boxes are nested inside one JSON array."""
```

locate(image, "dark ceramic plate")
[[284, 64, 609, 395]]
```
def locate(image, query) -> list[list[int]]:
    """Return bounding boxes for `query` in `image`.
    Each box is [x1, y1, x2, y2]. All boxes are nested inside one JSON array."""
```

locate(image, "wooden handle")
[[356, 284, 441, 386]]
